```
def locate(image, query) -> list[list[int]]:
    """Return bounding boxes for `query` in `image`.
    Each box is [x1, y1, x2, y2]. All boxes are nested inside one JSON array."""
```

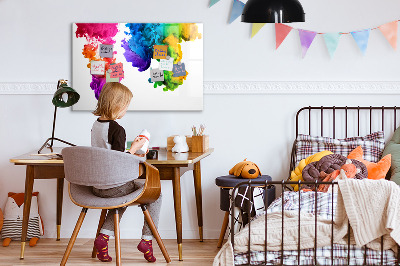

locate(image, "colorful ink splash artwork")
[[72, 23, 203, 111]]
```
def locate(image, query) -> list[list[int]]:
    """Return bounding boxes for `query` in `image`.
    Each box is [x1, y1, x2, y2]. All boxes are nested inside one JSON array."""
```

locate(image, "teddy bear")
[[172, 135, 189, 153], [1, 192, 43, 247], [229, 159, 261, 179]]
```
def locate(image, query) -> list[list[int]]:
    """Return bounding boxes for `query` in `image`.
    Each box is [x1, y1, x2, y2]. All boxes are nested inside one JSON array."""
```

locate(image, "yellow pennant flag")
[[251, 23, 266, 38]]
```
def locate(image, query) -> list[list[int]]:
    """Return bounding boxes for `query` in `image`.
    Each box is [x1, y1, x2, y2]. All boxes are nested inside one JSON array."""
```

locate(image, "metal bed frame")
[[230, 106, 400, 266]]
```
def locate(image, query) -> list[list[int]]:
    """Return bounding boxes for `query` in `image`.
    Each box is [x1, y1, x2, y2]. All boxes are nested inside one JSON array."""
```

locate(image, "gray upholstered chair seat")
[[69, 180, 145, 208], [61, 146, 170, 265]]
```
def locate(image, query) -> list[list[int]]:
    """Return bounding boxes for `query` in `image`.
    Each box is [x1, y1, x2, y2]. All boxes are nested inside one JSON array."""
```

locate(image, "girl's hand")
[[129, 137, 147, 155], [134, 148, 149, 157]]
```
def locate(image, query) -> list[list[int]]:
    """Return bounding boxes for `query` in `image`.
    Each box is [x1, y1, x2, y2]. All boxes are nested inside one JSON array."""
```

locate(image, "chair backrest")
[[62, 146, 145, 188]]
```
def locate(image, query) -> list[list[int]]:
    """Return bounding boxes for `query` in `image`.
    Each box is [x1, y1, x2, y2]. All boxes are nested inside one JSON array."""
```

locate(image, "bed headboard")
[[290, 106, 400, 179]]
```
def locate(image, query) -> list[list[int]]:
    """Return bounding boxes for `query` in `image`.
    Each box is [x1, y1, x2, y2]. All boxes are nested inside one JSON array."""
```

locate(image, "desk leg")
[[172, 167, 183, 261], [193, 161, 203, 242], [20, 165, 35, 259], [56, 178, 64, 241]]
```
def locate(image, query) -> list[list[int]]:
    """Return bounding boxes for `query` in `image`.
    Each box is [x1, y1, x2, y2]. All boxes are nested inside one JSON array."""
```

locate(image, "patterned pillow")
[[294, 131, 385, 166]]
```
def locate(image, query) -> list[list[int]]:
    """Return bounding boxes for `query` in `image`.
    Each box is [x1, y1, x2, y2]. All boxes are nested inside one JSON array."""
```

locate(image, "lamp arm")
[[50, 105, 57, 148]]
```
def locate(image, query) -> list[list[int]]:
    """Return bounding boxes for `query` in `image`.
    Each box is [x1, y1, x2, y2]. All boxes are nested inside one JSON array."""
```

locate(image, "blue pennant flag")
[[229, 0, 245, 24], [351, 29, 371, 55], [323, 33, 341, 58], [209, 0, 221, 7]]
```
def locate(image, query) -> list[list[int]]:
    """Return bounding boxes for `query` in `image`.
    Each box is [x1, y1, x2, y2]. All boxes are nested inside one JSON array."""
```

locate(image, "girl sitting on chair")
[[91, 82, 162, 263]]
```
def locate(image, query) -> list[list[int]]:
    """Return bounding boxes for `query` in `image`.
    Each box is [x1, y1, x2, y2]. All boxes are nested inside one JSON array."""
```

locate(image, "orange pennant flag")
[[275, 23, 293, 49], [378, 21, 398, 50]]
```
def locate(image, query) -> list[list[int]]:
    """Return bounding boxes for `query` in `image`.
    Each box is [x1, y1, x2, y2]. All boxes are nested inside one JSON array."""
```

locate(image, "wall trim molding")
[[203, 81, 400, 94], [1, 81, 400, 95]]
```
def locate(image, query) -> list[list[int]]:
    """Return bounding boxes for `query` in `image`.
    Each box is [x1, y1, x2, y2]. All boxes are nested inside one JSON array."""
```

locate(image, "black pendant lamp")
[[242, 0, 305, 23]]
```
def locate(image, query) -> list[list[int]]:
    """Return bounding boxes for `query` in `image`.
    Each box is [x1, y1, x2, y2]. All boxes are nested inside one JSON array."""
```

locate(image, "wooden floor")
[[0, 239, 221, 265]]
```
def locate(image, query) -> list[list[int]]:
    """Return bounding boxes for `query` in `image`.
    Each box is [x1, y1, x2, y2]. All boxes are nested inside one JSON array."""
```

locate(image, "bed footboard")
[[230, 180, 400, 266]]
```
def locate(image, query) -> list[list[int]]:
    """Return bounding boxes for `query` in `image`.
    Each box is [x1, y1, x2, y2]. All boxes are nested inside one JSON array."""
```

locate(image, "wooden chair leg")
[[91, 209, 108, 258], [141, 205, 171, 263], [60, 208, 88, 266], [114, 210, 121, 266], [217, 211, 230, 248]]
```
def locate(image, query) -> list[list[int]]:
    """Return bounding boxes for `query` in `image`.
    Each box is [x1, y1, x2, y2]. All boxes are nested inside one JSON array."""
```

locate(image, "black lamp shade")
[[242, 0, 305, 23], [52, 84, 80, 108]]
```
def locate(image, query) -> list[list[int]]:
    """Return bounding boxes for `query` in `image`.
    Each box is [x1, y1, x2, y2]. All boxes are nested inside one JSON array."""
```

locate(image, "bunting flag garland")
[[209, 0, 220, 8], [207, 4, 400, 57], [323, 33, 341, 58], [275, 23, 293, 49], [229, 0, 245, 24], [378, 21, 398, 50], [351, 29, 370, 55], [251, 23, 266, 38], [298, 30, 317, 58]]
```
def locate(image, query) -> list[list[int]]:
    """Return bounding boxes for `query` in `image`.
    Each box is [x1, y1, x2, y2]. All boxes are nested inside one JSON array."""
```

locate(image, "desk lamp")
[[241, 0, 305, 23], [38, 79, 80, 154]]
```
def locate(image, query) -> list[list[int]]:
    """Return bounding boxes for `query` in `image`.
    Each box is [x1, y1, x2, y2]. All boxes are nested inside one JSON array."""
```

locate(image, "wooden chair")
[[60, 146, 171, 265]]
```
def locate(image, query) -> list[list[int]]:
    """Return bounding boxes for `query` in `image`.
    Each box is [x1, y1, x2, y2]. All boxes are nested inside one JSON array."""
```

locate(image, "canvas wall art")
[[72, 23, 203, 111]]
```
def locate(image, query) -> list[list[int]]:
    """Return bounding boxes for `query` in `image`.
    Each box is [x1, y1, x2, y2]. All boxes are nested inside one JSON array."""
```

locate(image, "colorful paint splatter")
[[75, 23, 119, 99], [75, 23, 202, 98]]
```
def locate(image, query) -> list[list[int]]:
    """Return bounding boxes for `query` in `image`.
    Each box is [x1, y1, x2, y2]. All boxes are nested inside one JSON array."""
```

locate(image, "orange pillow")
[[347, 146, 391, 180]]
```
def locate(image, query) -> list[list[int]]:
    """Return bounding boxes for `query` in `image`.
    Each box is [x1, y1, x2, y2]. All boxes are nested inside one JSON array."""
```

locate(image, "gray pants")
[[92, 180, 162, 240]]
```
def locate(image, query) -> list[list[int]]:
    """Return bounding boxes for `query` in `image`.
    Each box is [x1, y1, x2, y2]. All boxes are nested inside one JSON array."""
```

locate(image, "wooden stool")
[[215, 175, 275, 248]]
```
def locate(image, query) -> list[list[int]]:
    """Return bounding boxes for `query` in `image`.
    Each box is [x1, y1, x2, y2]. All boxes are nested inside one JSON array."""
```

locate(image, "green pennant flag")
[[323, 33, 341, 58], [209, 0, 221, 7]]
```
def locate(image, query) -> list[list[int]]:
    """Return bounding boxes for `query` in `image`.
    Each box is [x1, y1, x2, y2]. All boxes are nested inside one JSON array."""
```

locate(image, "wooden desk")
[[10, 147, 213, 261]]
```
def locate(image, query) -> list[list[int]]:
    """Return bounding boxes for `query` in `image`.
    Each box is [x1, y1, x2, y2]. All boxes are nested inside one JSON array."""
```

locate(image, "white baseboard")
[[1, 81, 400, 94]]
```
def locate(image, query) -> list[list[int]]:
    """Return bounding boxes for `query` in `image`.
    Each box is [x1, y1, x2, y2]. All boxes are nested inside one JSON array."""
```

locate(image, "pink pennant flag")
[[378, 21, 398, 50], [275, 23, 293, 49], [298, 29, 317, 58]]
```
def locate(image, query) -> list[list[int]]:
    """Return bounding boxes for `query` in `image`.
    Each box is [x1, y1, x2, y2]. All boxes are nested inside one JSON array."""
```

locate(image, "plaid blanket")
[[235, 244, 397, 265], [234, 191, 397, 265]]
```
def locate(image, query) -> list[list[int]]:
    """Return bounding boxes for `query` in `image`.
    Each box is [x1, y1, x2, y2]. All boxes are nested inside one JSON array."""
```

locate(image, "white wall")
[[1, 0, 400, 239]]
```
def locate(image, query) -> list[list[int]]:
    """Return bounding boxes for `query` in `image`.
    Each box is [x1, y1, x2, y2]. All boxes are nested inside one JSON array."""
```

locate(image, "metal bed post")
[[331, 183, 334, 265], [281, 181, 285, 266], [298, 180, 301, 266], [264, 180, 268, 266], [333, 106, 336, 138], [314, 180, 318, 266]]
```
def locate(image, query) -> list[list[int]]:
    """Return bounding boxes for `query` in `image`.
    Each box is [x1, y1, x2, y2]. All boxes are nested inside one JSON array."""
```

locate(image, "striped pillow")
[[294, 131, 385, 166]]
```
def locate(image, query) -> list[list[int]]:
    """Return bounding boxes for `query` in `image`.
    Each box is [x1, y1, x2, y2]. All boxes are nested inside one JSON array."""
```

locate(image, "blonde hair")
[[93, 82, 133, 120]]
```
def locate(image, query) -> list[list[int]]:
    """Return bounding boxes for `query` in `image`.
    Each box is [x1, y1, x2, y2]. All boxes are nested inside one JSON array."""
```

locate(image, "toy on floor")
[[229, 159, 261, 179], [1, 192, 44, 247]]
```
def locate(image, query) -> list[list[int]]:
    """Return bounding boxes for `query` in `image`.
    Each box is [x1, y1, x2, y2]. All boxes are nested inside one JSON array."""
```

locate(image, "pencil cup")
[[191, 135, 209, 153]]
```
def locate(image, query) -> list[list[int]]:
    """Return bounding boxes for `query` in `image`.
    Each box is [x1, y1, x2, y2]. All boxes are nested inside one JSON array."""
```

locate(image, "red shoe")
[[137, 239, 156, 262], [94, 233, 112, 262]]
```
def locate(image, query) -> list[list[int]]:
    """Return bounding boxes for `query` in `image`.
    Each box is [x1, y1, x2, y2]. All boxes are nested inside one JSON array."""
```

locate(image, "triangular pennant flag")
[[229, 0, 245, 24], [275, 23, 293, 49], [251, 23, 266, 38], [378, 21, 398, 50], [323, 33, 341, 58], [351, 29, 370, 55], [209, 0, 220, 7], [298, 29, 317, 58]]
